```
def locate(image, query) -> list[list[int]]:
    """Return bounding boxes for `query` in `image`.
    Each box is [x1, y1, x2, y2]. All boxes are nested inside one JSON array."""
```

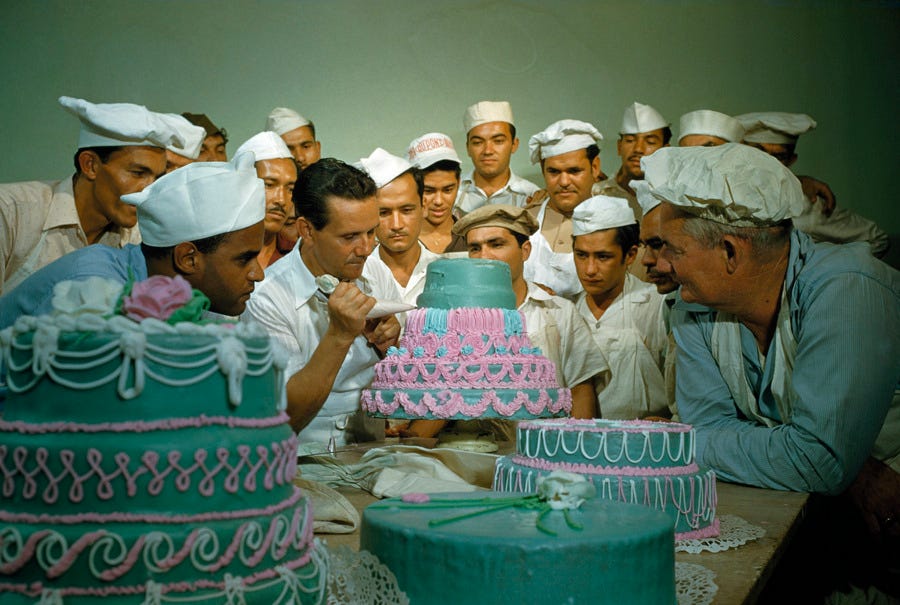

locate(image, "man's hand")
[[327, 282, 376, 342], [363, 314, 401, 354], [846, 457, 900, 539], [797, 175, 836, 216]]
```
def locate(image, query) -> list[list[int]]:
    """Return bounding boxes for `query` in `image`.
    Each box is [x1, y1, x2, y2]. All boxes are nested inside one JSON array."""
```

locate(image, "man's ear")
[[623, 244, 639, 267], [720, 235, 744, 275], [173, 242, 202, 275], [77, 150, 100, 180], [521, 239, 532, 262], [510, 137, 520, 155], [591, 155, 601, 181], [297, 216, 314, 240]]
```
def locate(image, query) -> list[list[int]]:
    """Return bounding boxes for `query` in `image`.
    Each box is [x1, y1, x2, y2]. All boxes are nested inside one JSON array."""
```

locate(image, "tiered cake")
[[493, 418, 719, 539], [0, 278, 326, 604], [361, 258, 571, 421]]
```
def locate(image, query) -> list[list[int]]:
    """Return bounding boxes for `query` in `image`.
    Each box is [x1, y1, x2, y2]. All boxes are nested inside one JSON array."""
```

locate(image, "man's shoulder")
[[791, 232, 899, 300], [0, 179, 58, 212], [508, 171, 540, 195]]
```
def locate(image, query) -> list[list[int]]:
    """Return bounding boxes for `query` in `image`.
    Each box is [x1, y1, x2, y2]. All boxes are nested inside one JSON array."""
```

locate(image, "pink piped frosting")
[[122, 275, 193, 322]]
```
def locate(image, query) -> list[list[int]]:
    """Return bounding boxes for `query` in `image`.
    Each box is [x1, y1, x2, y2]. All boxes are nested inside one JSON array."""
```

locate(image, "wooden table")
[[312, 443, 810, 605]]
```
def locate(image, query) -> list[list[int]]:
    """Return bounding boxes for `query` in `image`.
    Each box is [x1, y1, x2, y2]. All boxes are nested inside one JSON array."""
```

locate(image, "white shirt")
[[368, 241, 441, 305], [575, 273, 669, 420], [455, 169, 539, 216], [242, 241, 401, 448]]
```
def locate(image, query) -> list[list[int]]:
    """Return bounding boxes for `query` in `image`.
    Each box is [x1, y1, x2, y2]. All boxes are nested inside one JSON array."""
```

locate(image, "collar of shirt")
[[41, 176, 79, 232], [290, 239, 372, 309], [522, 280, 555, 308], [460, 168, 534, 197]]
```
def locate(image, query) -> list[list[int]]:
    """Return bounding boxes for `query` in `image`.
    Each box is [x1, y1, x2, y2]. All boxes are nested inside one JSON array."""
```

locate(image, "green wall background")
[[1, 1, 897, 256]]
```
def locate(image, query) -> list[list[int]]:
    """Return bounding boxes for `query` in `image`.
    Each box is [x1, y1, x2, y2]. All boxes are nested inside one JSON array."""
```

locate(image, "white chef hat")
[[639, 143, 806, 226], [356, 148, 413, 189], [735, 112, 816, 144], [407, 132, 461, 169], [632, 180, 662, 217], [266, 107, 311, 135], [60, 96, 205, 157], [234, 131, 292, 163], [572, 195, 637, 236], [678, 110, 745, 144], [463, 101, 515, 133], [121, 153, 264, 247], [620, 102, 669, 135], [528, 119, 604, 164]]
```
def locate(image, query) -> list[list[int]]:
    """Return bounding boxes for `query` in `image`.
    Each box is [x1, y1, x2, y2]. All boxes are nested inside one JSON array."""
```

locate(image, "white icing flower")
[[536, 471, 595, 510], [51, 277, 123, 318]]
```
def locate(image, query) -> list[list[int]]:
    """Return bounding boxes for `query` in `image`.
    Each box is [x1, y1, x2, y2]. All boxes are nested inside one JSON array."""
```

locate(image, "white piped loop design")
[[142, 580, 163, 605], [224, 573, 247, 605], [217, 336, 248, 407], [118, 331, 148, 399], [31, 324, 60, 376], [38, 589, 63, 605]]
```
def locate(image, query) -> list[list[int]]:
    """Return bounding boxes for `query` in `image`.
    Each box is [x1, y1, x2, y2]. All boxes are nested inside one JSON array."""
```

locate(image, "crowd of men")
[[0, 95, 897, 601]]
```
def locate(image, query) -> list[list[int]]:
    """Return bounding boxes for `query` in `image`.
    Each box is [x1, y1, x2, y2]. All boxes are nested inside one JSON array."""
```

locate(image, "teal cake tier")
[[360, 491, 675, 605], [415, 258, 516, 309]]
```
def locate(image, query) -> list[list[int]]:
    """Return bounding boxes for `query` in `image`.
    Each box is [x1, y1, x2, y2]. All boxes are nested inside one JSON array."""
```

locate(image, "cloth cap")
[[266, 107, 311, 135], [528, 119, 603, 164], [639, 143, 807, 226], [181, 112, 226, 139], [572, 195, 637, 236], [407, 132, 461, 169], [356, 148, 413, 189], [633, 180, 662, 217], [121, 153, 264, 247], [235, 131, 292, 162], [463, 101, 515, 133], [60, 96, 205, 157], [736, 112, 816, 144], [620, 102, 669, 135], [451, 203, 538, 238], [678, 110, 745, 144]]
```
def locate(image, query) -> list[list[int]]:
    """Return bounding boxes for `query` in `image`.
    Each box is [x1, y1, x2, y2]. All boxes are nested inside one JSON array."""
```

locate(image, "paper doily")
[[325, 544, 409, 605], [676, 514, 766, 554], [676, 562, 718, 605]]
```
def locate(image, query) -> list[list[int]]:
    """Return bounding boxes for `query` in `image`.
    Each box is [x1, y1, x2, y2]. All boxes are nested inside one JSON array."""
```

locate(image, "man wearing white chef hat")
[[407, 132, 467, 254], [0, 153, 266, 326], [234, 131, 298, 268], [736, 111, 888, 257], [455, 100, 539, 216], [266, 106, 322, 173], [0, 96, 205, 295], [522, 118, 603, 300], [243, 157, 401, 449], [359, 147, 440, 305], [570, 195, 668, 421], [677, 109, 745, 147], [594, 101, 670, 221]]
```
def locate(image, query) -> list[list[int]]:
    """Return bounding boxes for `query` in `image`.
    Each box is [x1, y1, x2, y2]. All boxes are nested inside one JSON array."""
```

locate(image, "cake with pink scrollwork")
[[361, 258, 571, 421], [493, 418, 719, 539], [0, 276, 326, 604]]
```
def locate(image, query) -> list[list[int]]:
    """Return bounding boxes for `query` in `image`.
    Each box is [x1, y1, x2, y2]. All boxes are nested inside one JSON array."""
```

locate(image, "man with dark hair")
[[182, 112, 228, 161], [0, 154, 266, 327], [266, 107, 322, 173], [455, 101, 538, 216], [571, 195, 668, 420], [243, 158, 401, 449], [0, 96, 204, 294], [523, 119, 604, 299], [407, 132, 467, 253]]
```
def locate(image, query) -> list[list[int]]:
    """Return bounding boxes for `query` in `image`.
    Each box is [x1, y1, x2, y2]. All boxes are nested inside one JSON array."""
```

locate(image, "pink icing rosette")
[[122, 275, 193, 322]]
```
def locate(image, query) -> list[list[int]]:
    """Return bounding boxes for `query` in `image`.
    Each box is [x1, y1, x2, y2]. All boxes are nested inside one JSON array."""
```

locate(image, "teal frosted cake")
[[360, 481, 676, 605], [0, 276, 326, 604], [361, 258, 571, 420]]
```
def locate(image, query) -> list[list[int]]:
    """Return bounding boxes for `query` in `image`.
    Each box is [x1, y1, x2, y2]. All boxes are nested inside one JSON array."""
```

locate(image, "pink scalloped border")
[[517, 418, 692, 434], [509, 454, 700, 476], [0, 412, 291, 434], [361, 388, 572, 418]]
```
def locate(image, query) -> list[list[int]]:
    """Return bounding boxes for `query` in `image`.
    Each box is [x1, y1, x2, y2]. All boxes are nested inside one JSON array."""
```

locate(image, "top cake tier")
[[416, 258, 516, 309]]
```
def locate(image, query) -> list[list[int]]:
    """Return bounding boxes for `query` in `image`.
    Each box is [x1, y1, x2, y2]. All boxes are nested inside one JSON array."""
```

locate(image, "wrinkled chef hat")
[[620, 102, 669, 135], [633, 180, 662, 217], [407, 132, 461, 169], [639, 143, 806, 226], [60, 96, 205, 157], [572, 195, 636, 236], [678, 110, 745, 144], [121, 153, 264, 247], [735, 112, 816, 144], [463, 101, 514, 133], [528, 119, 604, 164], [452, 203, 538, 238], [266, 107, 311, 135], [235, 131, 292, 162], [356, 148, 413, 189]]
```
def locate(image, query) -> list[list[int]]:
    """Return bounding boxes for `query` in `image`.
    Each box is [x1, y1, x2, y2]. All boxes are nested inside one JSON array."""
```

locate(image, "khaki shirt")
[[0, 177, 140, 293], [593, 173, 640, 222]]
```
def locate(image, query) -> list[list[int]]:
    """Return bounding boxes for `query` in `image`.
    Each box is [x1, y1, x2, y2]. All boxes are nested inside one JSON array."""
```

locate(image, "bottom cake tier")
[[361, 387, 571, 420]]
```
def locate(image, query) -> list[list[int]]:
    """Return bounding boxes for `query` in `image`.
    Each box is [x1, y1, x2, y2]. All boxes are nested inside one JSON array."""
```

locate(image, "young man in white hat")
[[0, 96, 205, 294], [571, 195, 668, 420], [407, 132, 467, 254], [523, 119, 604, 300], [243, 158, 401, 449], [737, 111, 888, 257], [234, 131, 298, 268], [0, 154, 267, 327], [266, 107, 321, 174], [455, 100, 539, 216], [182, 112, 229, 161], [360, 147, 440, 305], [594, 101, 670, 220]]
